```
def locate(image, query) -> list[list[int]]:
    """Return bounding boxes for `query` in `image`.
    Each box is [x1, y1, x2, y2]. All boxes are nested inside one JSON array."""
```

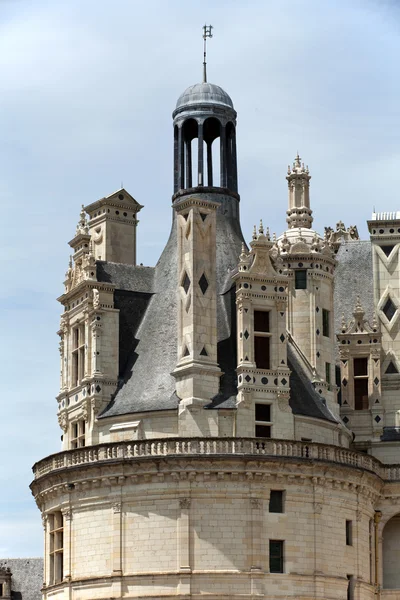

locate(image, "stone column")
[[61, 509, 72, 582], [177, 498, 191, 596], [91, 317, 102, 375], [250, 498, 264, 597], [112, 502, 122, 575]]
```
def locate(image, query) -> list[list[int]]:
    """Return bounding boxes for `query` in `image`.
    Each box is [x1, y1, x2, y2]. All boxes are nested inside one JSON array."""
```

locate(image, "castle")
[[30, 66, 400, 600]]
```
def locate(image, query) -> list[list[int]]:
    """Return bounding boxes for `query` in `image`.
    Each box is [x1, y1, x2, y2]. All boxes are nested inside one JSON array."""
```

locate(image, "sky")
[[1, 0, 400, 557]]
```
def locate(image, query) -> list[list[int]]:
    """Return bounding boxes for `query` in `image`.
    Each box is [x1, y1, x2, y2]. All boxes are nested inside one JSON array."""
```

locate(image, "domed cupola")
[[172, 29, 238, 199]]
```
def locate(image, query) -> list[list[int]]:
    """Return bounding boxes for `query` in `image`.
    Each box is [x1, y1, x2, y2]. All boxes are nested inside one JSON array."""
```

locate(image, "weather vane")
[[203, 24, 213, 83]]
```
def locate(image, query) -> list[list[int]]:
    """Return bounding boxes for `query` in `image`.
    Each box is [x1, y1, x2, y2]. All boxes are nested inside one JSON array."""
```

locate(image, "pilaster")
[[173, 196, 222, 436]]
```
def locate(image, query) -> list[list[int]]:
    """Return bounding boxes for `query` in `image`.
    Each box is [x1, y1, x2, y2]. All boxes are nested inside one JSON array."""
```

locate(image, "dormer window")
[[353, 357, 369, 410], [254, 311, 271, 369]]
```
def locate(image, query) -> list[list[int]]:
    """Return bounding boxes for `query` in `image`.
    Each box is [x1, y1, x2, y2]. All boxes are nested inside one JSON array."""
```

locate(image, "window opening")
[[49, 512, 64, 585], [269, 490, 284, 513], [346, 520, 353, 546], [295, 269, 307, 289], [322, 309, 330, 337], [72, 324, 85, 387], [353, 357, 369, 410], [254, 310, 271, 369], [325, 362, 331, 385], [70, 420, 85, 449], [255, 403, 271, 438], [269, 540, 284, 573]]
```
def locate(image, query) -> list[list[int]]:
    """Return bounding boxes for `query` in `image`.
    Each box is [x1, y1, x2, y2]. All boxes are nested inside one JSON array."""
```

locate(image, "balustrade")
[[32, 438, 400, 481]]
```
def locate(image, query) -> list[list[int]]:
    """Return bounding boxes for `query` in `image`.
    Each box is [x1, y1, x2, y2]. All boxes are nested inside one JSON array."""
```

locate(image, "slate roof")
[[287, 344, 337, 423], [334, 240, 374, 338], [97, 195, 341, 425], [100, 199, 245, 418], [0, 558, 43, 600], [97, 262, 155, 293]]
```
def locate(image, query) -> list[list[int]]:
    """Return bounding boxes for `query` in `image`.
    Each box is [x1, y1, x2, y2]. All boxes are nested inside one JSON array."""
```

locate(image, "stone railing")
[[32, 438, 400, 481]]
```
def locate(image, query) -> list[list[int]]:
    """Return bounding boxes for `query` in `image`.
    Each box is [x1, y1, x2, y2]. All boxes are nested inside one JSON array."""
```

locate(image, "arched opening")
[[383, 513, 400, 588], [183, 119, 198, 189], [173, 125, 179, 192], [203, 117, 221, 187], [226, 121, 238, 192]]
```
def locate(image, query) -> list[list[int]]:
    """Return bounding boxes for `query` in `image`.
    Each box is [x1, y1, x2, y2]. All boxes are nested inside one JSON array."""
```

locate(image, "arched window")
[[383, 513, 400, 589]]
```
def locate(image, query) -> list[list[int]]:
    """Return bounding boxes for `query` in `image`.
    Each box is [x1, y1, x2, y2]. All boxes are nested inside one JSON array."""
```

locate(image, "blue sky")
[[1, 0, 399, 557]]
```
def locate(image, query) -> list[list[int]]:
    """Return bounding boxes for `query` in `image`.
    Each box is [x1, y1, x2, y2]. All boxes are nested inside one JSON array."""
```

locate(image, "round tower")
[[277, 154, 338, 415]]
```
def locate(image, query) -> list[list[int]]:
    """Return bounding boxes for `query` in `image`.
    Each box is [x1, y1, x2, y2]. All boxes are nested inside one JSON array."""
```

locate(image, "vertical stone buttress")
[[173, 196, 221, 436], [368, 214, 400, 433]]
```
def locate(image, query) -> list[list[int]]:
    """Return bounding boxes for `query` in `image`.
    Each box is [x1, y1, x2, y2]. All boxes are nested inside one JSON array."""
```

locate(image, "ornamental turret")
[[277, 155, 338, 416], [286, 153, 312, 229]]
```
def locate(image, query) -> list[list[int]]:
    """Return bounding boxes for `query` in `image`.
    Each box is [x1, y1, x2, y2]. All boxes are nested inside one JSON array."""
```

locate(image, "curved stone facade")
[[31, 439, 400, 600]]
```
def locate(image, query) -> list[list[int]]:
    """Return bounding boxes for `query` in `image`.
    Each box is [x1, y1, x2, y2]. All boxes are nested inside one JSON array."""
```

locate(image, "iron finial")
[[202, 24, 213, 83]]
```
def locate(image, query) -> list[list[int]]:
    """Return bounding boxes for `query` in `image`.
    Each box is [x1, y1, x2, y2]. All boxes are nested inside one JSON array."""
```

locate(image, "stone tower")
[[278, 155, 337, 416], [30, 67, 400, 600]]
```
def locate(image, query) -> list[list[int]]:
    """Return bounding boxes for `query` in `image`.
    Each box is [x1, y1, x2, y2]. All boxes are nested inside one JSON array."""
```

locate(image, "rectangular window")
[[269, 540, 284, 573], [346, 520, 353, 546], [353, 357, 369, 410], [71, 324, 85, 387], [49, 512, 64, 585], [325, 362, 331, 385], [70, 419, 85, 449], [255, 403, 272, 438], [269, 490, 284, 513], [347, 575, 354, 600], [0, 583, 3, 596], [254, 311, 271, 370], [295, 269, 307, 289], [322, 309, 330, 337]]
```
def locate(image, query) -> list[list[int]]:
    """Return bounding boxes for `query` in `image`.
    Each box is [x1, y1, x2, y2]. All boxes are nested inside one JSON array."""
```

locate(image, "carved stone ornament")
[[41, 514, 48, 529], [277, 393, 291, 413], [58, 411, 68, 433], [250, 498, 261, 509], [82, 401, 89, 422], [112, 502, 122, 514], [92, 288, 100, 310], [314, 502, 323, 514], [62, 509, 72, 521], [179, 498, 191, 509], [356, 509, 362, 522]]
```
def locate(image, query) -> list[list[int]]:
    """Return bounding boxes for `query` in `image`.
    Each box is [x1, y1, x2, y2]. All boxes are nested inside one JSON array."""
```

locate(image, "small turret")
[[286, 153, 312, 229]]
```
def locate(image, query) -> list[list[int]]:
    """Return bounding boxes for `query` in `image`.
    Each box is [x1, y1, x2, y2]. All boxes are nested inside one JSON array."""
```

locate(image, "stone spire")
[[286, 153, 313, 229]]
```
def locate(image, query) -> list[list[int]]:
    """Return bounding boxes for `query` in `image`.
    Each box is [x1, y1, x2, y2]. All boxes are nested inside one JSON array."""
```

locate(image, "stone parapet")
[[31, 437, 400, 482]]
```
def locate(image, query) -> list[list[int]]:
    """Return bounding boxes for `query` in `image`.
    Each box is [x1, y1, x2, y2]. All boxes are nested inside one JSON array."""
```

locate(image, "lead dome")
[[175, 82, 234, 110]]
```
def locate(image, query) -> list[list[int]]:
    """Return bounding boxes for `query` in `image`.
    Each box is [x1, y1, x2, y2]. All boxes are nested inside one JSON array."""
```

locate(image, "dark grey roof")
[[0, 558, 43, 600], [287, 343, 338, 423], [175, 82, 234, 110], [381, 427, 400, 441], [100, 195, 245, 418], [334, 241, 374, 338], [97, 261, 155, 293]]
